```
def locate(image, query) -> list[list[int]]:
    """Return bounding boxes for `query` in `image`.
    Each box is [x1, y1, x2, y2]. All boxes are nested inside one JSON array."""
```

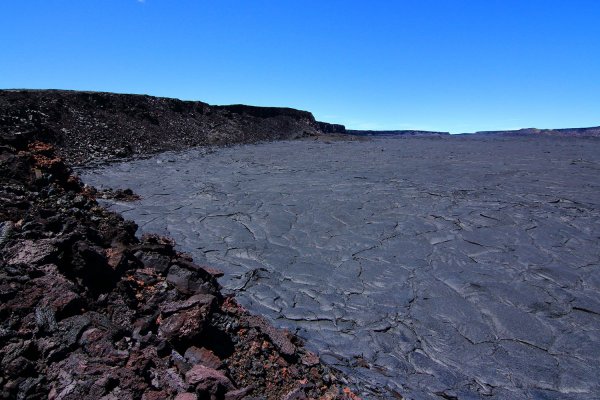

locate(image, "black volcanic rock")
[[316, 121, 347, 134], [0, 90, 332, 166], [212, 104, 314, 120]]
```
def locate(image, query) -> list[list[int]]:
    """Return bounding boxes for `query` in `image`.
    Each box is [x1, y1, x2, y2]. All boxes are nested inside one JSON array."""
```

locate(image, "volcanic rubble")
[[0, 133, 359, 399]]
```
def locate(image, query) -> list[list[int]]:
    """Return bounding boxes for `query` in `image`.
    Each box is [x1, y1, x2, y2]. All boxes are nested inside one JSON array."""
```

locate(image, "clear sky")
[[1, 1, 599, 133]]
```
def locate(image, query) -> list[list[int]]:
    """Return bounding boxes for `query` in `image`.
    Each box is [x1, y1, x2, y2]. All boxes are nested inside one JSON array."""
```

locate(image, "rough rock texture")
[[0, 90, 332, 166], [316, 122, 346, 134], [0, 134, 356, 399]]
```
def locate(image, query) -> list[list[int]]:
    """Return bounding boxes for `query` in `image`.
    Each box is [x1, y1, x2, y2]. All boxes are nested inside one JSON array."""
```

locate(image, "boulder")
[[184, 346, 223, 370], [185, 365, 234, 395]]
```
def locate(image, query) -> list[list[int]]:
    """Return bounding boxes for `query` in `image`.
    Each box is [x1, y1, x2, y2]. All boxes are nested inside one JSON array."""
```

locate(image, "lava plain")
[[81, 136, 600, 399]]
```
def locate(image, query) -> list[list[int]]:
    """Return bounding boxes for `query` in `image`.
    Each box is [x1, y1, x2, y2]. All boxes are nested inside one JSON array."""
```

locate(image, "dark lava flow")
[[80, 136, 600, 399]]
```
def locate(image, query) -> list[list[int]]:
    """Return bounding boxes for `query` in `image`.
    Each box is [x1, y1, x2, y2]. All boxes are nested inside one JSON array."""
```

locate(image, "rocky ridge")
[[462, 126, 600, 137], [0, 132, 358, 399], [0, 90, 343, 166]]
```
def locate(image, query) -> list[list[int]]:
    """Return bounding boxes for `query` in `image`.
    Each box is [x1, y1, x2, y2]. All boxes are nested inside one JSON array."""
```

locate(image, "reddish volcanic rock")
[[245, 315, 296, 358], [184, 346, 223, 370], [0, 135, 356, 399], [174, 393, 198, 400], [185, 364, 234, 394]]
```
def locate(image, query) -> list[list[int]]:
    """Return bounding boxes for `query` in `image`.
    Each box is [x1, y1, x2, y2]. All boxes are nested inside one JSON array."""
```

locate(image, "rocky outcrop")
[[0, 132, 356, 399], [315, 122, 346, 134], [0, 90, 329, 166]]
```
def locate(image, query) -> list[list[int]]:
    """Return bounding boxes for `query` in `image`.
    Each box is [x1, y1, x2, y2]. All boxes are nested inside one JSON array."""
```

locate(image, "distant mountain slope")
[[462, 127, 600, 137], [0, 89, 341, 165]]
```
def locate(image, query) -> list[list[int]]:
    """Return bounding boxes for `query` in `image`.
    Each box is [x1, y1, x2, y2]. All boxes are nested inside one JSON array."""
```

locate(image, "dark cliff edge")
[[346, 129, 450, 136], [460, 126, 600, 137], [316, 121, 347, 134], [0, 89, 342, 166]]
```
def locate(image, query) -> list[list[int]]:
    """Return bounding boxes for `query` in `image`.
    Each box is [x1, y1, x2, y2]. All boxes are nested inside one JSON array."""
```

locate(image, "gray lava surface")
[[80, 136, 600, 399]]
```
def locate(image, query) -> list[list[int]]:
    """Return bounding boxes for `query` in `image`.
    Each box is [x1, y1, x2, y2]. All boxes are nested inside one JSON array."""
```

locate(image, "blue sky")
[[1, 1, 599, 133]]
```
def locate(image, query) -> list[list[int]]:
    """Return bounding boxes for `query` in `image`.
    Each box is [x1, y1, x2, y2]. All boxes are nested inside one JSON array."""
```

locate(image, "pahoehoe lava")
[[82, 136, 600, 399]]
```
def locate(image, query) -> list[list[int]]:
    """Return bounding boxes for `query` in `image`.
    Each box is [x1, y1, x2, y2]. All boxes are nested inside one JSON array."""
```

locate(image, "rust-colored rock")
[[301, 351, 320, 367], [6, 239, 58, 266], [245, 315, 296, 358], [159, 306, 210, 342], [185, 364, 234, 394], [224, 386, 254, 400], [160, 293, 215, 315], [184, 346, 223, 370], [174, 393, 198, 400]]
